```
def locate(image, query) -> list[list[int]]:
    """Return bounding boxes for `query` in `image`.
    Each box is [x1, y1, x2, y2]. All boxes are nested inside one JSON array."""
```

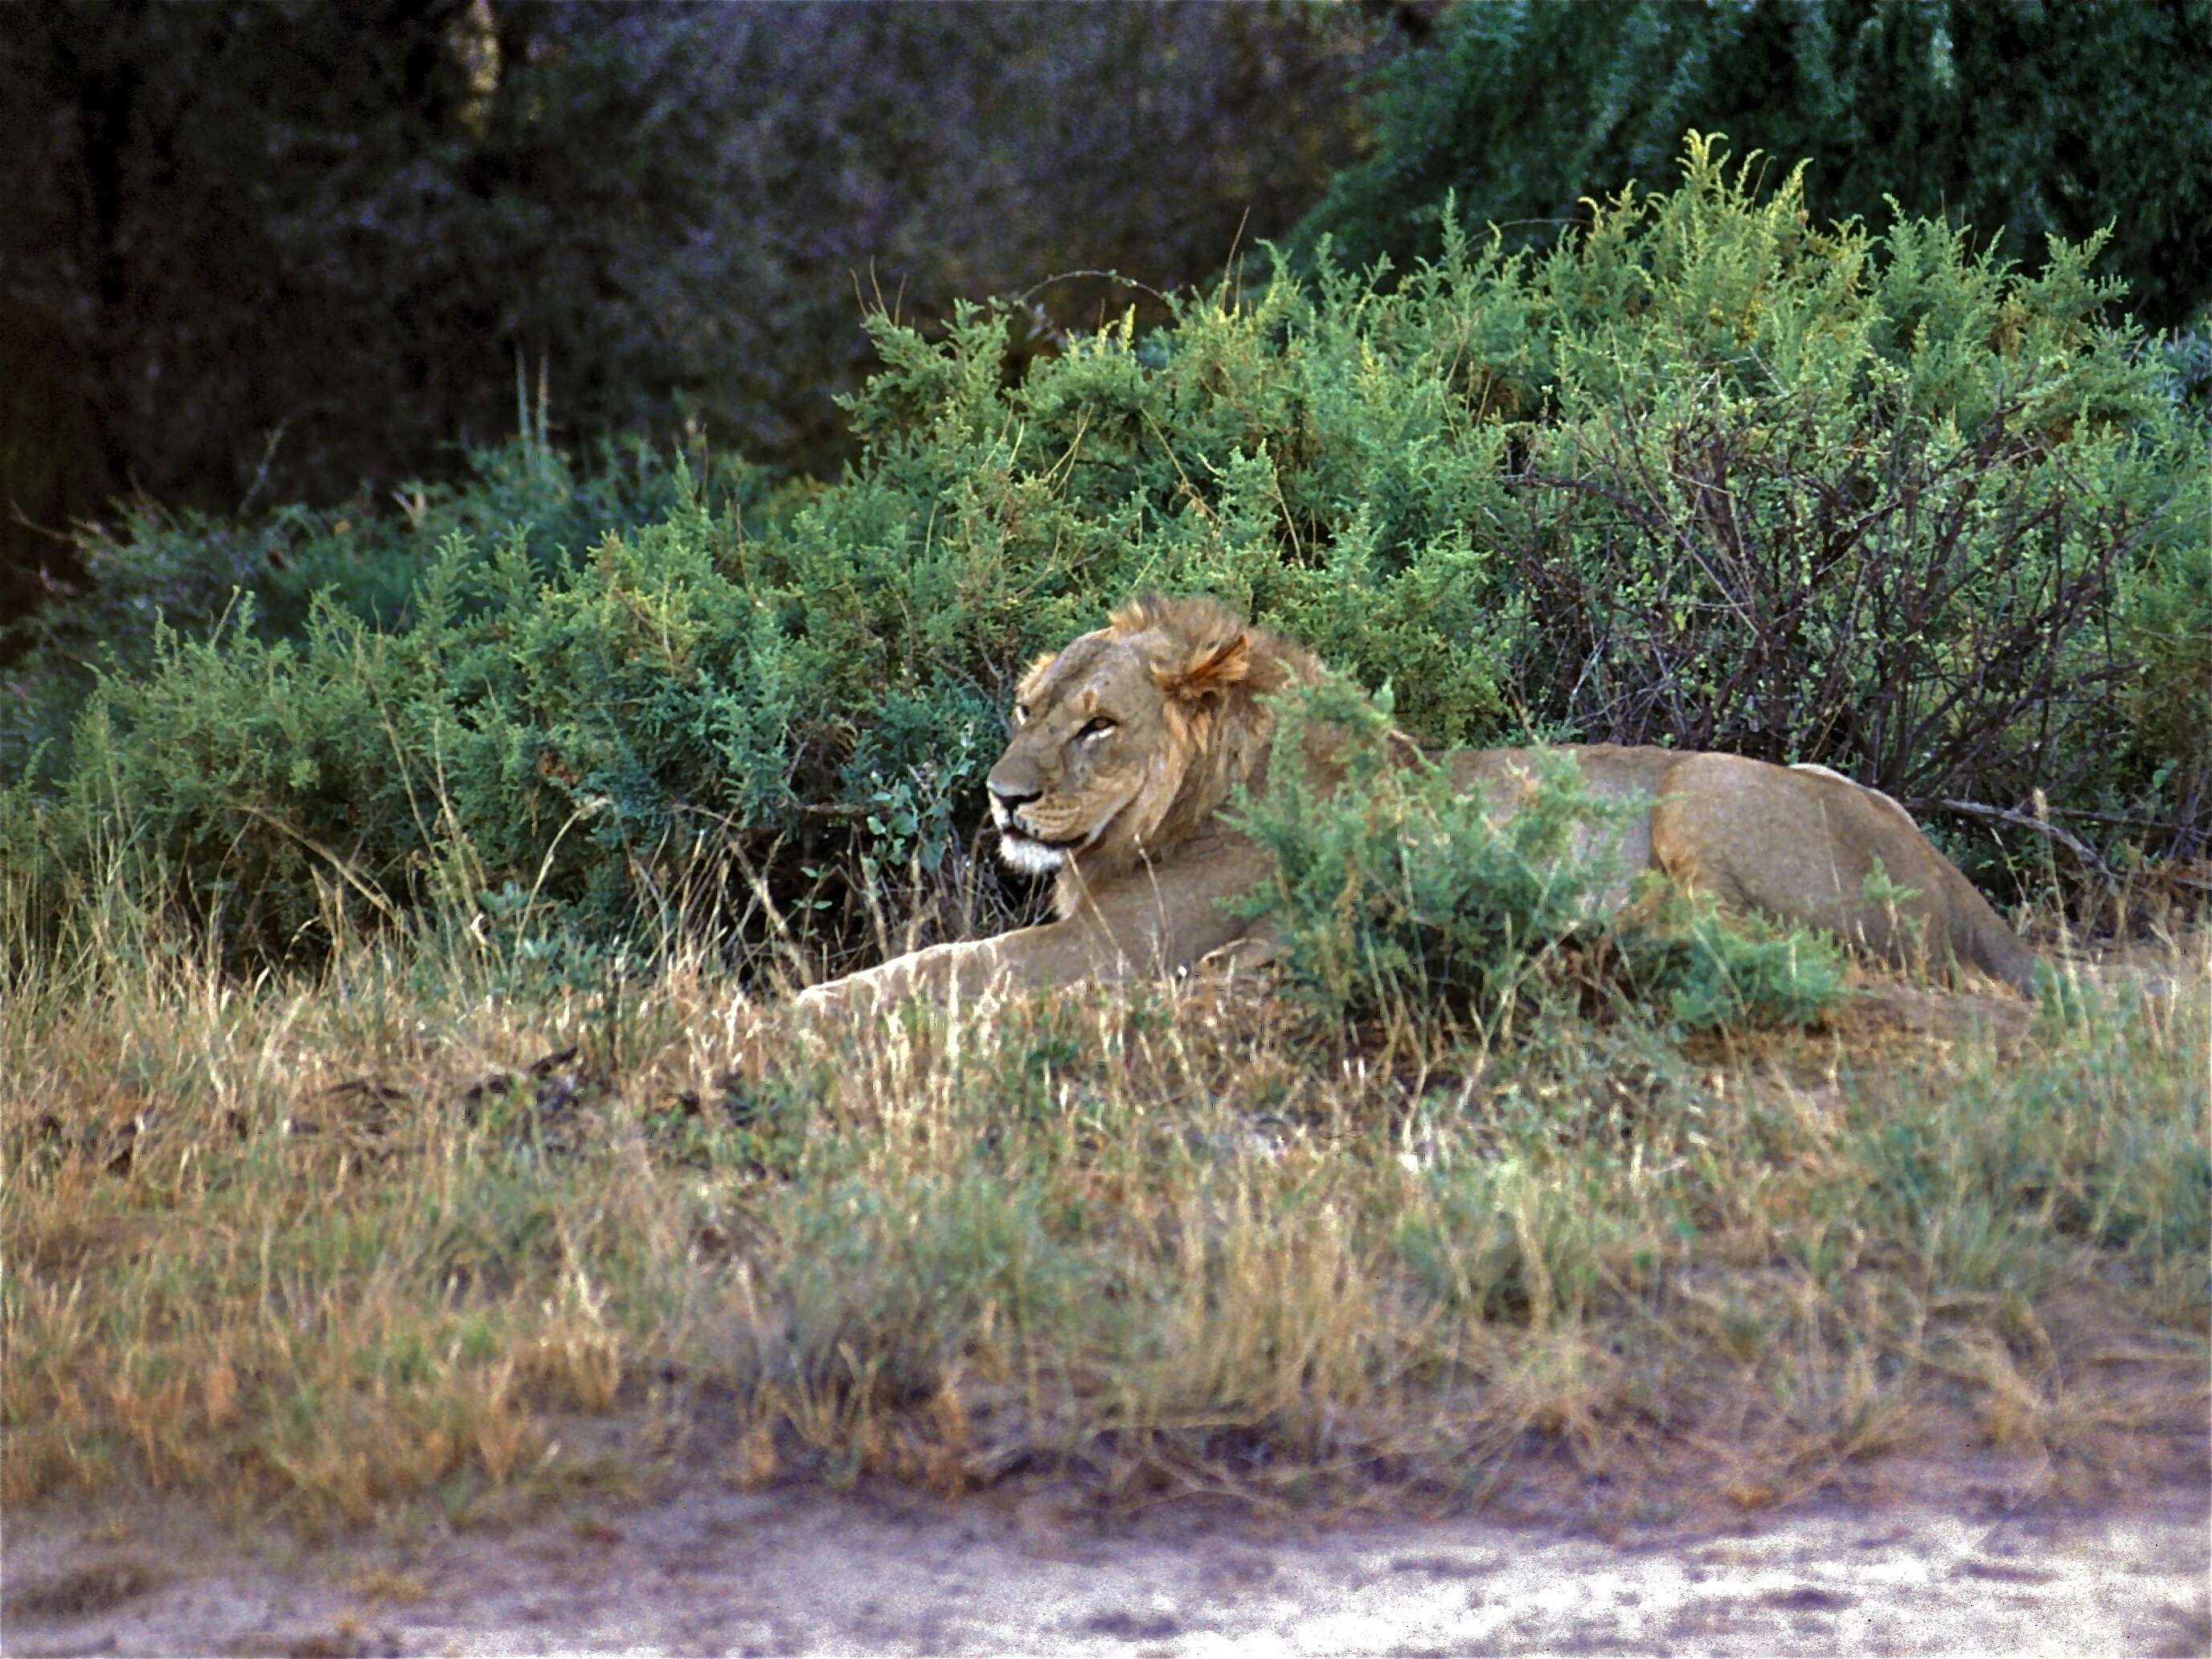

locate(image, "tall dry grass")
[[4, 863, 2206, 1531]]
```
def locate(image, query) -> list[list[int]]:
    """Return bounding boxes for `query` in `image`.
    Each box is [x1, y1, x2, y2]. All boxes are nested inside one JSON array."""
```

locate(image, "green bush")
[[1221, 674, 1845, 1032], [5, 142, 2203, 976], [0, 435, 779, 786], [1295, 0, 2212, 332]]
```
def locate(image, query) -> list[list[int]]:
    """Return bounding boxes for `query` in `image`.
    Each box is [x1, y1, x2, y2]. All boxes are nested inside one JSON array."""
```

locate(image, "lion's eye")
[[1078, 717, 1116, 741], [1013, 703, 1030, 727]]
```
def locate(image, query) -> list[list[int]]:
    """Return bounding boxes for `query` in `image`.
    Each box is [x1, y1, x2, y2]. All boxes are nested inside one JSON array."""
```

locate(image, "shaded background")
[[0, 0, 1405, 622], [4, 0, 2206, 628]]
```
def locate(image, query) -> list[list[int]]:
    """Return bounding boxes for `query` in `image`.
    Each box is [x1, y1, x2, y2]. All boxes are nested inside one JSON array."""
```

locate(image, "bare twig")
[[1014, 268, 1175, 310], [1927, 797, 2116, 885], [237, 420, 289, 515], [225, 800, 401, 922]]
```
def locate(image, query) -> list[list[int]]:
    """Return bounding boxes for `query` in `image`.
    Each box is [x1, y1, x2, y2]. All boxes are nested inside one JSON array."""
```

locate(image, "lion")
[[794, 595, 2037, 1018]]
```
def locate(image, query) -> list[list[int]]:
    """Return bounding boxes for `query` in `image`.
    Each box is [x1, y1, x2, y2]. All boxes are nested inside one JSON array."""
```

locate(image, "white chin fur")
[[997, 834, 1066, 876]]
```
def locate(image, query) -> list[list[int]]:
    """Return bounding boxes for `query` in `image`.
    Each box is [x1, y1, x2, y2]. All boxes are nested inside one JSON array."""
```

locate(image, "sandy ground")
[[6, 1471, 2207, 1658]]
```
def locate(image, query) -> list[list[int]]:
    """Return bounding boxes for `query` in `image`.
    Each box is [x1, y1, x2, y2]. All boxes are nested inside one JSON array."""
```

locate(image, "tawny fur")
[[793, 596, 2037, 1020]]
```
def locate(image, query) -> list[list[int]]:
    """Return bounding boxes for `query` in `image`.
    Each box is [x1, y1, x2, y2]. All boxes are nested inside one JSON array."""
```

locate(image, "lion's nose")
[[989, 780, 1042, 813]]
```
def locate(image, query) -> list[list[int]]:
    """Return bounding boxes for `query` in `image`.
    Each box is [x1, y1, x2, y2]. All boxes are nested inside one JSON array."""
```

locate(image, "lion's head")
[[985, 594, 1318, 908]]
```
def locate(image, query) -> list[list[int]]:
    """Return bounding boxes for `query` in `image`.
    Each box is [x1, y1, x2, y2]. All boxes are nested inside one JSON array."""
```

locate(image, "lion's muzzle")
[[984, 779, 1063, 872], [987, 778, 1038, 826]]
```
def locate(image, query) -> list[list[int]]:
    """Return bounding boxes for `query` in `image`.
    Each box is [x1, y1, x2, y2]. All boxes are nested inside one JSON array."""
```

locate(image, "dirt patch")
[[7, 1471, 2206, 1657], [2, 1554, 174, 1623]]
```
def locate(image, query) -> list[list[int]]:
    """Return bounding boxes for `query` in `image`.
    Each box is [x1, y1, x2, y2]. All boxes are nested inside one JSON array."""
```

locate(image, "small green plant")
[[1609, 883, 1849, 1033], [1224, 676, 1845, 1034]]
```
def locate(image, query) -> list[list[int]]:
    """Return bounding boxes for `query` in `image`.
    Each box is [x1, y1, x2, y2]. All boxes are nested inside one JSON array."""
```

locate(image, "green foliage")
[[4, 143, 2203, 974], [1296, 0, 2212, 331], [1855, 988, 2210, 1290], [1219, 676, 1627, 1020], [1223, 675, 1845, 1033], [772, 1165, 1092, 1403], [0, 437, 778, 786], [1614, 888, 1849, 1035]]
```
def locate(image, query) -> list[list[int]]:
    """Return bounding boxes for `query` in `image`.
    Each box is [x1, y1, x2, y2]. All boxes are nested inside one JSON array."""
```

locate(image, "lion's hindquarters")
[[1651, 755, 1894, 948], [1650, 754, 2034, 991]]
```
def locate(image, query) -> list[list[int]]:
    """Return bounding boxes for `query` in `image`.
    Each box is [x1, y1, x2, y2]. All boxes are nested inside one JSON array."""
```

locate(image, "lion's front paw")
[[791, 980, 847, 1019]]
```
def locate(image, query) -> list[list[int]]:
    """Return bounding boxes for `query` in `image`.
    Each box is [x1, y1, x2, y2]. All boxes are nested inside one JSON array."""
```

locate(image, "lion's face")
[[985, 596, 1284, 886], [985, 632, 1182, 877]]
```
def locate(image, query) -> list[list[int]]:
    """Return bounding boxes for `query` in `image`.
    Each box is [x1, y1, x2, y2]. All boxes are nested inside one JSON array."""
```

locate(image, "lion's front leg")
[[790, 936, 1021, 1025], [790, 838, 1272, 1026], [790, 913, 1139, 1026]]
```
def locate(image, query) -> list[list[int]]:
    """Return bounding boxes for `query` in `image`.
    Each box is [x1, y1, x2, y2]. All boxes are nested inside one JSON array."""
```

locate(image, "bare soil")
[[7, 1453, 2206, 1658]]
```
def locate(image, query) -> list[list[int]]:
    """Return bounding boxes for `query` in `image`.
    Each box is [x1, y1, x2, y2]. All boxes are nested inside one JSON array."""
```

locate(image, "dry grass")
[[3, 888, 2206, 1534]]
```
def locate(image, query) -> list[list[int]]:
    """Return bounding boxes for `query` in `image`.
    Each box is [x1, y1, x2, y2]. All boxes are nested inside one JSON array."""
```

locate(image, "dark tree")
[[0, 1, 1390, 624], [1294, 0, 2212, 330]]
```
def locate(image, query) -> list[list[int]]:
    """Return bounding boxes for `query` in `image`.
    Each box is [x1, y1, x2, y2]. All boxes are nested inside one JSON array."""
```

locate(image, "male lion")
[[795, 595, 2036, 1018]]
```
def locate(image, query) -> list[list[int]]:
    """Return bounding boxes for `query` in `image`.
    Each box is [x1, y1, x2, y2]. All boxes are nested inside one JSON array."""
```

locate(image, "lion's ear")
[[1157, 633, 1250, 704]]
